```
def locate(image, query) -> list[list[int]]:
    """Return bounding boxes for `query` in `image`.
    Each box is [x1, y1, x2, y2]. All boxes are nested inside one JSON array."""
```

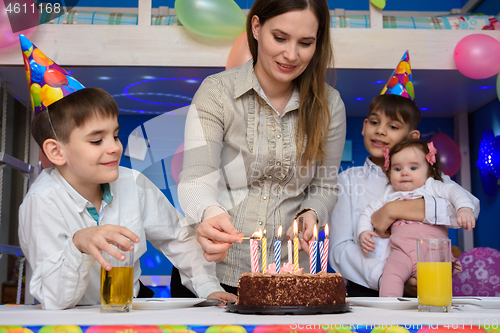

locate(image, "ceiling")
[[0, 65, 497, 118]]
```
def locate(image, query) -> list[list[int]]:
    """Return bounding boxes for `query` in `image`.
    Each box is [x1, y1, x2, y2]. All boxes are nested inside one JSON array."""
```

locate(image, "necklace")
[[278, 88, 294, 113]]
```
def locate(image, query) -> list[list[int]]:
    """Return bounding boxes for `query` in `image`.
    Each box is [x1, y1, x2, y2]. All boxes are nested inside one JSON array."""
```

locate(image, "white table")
[[0, 303, 499, 328]]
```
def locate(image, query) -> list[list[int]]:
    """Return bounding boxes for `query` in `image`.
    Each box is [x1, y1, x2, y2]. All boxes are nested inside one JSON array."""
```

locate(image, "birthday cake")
[[237, 269, 346, 307]]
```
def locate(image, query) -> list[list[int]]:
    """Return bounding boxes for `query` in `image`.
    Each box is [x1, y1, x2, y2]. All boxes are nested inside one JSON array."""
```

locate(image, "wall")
[[470, 98, 500, 251]]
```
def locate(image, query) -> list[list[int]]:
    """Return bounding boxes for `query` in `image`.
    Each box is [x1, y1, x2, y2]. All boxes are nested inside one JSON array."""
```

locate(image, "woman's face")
[[251, 9, 319, 88]]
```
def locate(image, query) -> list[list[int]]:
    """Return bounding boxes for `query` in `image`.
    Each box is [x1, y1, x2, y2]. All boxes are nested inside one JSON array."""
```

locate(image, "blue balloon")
[[391, 83, 404, 96], [19, 34, 33, 53], [29, 59, 46, 83], [66, 75, 85, 92]]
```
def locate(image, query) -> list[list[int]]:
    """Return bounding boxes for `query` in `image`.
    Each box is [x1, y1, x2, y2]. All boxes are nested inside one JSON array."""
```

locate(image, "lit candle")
[[250, 229, 262, 273], [288, 238, 293, 264], [320, 224, 329, 272], [262, 230, 267, 273], [293, 219, 299, 272], [309, 224, 318, 274], [274, 226, 282, 274]]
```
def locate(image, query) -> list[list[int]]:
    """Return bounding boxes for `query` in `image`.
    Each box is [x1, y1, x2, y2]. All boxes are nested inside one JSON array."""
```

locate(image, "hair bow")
[[426, 142, 437, 165], [383, 146, 391, 171]]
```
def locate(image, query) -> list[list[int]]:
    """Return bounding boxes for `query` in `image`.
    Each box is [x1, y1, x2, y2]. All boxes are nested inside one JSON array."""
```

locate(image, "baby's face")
[[389, 146, 429, 192]]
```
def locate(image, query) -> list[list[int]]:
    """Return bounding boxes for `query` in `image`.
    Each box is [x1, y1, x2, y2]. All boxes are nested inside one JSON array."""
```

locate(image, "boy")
[[18, 36, 235, 309], [328, 51, 479, 297]]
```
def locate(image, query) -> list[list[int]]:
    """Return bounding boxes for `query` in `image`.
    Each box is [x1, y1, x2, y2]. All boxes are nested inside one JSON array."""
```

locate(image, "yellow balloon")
[[40, 84, 63, 106], [31, 83, 42, 107]]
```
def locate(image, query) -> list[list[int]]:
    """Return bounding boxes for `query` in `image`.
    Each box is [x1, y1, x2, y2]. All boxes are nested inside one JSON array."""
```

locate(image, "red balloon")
[[387, 75, 399, 88], [430, 132, 462, 177], [44, 68, 68, 88]]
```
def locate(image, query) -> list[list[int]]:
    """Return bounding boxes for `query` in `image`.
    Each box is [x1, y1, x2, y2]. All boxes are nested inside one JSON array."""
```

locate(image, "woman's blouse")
[[178, 60, 346, 287]]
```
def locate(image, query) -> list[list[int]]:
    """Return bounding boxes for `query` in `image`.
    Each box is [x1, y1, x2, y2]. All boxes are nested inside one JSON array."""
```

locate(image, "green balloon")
[[175, 0, 246, 38], [497, 72, 500, 102]]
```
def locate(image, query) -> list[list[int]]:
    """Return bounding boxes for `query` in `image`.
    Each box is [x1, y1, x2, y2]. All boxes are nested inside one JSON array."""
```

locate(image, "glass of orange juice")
[[417, 238, 452, 312], [101, 243, 134, 313]]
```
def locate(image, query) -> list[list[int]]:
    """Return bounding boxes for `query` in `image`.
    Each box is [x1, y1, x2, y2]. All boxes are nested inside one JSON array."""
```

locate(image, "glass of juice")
[[417, 238, 452, 312], [100, 243, 134, 313]]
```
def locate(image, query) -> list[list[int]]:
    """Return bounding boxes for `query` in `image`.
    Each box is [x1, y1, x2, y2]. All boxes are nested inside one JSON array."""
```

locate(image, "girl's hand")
[[359, 230, 378, 254], [457, 207, 475, 231], [196, 211, 243, 263]]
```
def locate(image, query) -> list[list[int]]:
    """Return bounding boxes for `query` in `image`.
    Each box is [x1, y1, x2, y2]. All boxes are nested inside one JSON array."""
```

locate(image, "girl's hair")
[[246, 0, 333, 166], [369, 94, 421, 131], [387, 138, 443, 181], [32, 87, 119, 149]]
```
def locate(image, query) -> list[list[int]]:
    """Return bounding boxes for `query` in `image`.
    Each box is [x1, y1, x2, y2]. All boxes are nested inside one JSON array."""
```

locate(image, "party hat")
[[20, 34, 85, 115], [380, 50, 415, 100]]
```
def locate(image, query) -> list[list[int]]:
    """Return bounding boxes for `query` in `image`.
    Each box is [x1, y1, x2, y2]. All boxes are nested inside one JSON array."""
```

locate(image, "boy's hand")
[[457, 207, 475, 231], [73, 225, 139, 271], [285, 210, 317, 255], [207, 291, 237, 304], [359, 231, 377, 254]]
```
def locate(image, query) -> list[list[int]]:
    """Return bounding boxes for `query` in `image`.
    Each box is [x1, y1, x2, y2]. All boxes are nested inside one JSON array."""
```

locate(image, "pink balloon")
[[226, 32, 252, 70], [430, 132, 462, 177], [171, 143, 184, 184], [454, 34, 500, 80], [0, 0, 37, 50]]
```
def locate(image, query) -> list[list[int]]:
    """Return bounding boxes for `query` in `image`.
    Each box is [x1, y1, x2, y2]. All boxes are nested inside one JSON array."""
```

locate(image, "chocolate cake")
[[237, 271, 346, 307]]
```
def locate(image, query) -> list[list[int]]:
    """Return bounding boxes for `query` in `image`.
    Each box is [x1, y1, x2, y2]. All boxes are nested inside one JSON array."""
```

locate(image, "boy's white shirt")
[[356, 177, 480, 261], [328, 157, 480, 290], [19, 166, 224, 310]]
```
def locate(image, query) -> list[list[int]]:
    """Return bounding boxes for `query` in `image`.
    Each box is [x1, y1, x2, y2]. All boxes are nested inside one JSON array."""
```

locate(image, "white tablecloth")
[[0, 304, 499, 327]]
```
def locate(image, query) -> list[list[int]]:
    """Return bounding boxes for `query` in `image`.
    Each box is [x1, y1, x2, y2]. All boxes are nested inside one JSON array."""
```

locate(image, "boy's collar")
[[363, 157, 385, 177], [49, 167, 113, 212]]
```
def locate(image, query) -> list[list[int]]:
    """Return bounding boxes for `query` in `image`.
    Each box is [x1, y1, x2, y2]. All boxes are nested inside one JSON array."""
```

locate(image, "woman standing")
[[178, 0, 346, 294]]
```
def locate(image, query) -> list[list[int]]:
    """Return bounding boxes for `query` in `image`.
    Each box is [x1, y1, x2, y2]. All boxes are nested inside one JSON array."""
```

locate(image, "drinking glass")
[[100, 244, 134, 313], [417, 238, 452, 312]]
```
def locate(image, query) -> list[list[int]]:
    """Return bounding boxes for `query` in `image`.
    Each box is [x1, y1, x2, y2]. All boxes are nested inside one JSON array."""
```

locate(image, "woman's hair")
[[246, 0, 333, 166], [32, 87, 119, 149], [387, 138, 443, 181], [369, 94, 421, 131]]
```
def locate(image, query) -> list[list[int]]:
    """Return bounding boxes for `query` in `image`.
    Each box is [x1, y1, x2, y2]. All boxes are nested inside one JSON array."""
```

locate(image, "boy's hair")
[[387, 138, 443, 182], [32, 87, 119, 149], [369, 94, 421, 131]]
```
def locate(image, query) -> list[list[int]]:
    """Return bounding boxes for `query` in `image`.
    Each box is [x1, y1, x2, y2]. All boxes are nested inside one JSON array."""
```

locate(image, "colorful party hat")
[[380, 50, 415, 100], [20, 34, 85, 115]]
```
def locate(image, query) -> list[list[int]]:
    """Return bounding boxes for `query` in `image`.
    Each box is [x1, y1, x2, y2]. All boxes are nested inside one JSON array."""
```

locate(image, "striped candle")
[[319, 241, 327, 272], [275, 226, 282, 274], [250, 239, 259, 273], [293, 219, 299, 272], [309, 225, 318, 274], [262, 230, 267, 273], [322, 224, 329, 272]]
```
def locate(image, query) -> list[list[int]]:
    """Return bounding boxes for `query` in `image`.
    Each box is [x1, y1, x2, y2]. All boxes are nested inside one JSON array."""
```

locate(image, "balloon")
[[405, 81, 415, 100], [430, 132, 461, 177], [497, 72, 500, 102], [370, 0, 386, 9], [29, 59, 45, 83], [66, 75, 85, 92], [454, 34, 500, 80], [226, 32, 252, 70], [453, 247, 500, 297], [386, 75, 398, 88], [44, 68, 68, 88], [33, 48, 54, 67], [0, 0, 37, 50], [40, 85, 63, 106], [30, 83, 42, 107], [171, 143, 184, 184], [175, 0, 246, 38]]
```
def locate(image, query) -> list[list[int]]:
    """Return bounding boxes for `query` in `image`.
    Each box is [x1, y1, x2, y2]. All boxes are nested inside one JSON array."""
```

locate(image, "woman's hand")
[[196, 211, 243, 263], [285, 210, 318, 255]]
